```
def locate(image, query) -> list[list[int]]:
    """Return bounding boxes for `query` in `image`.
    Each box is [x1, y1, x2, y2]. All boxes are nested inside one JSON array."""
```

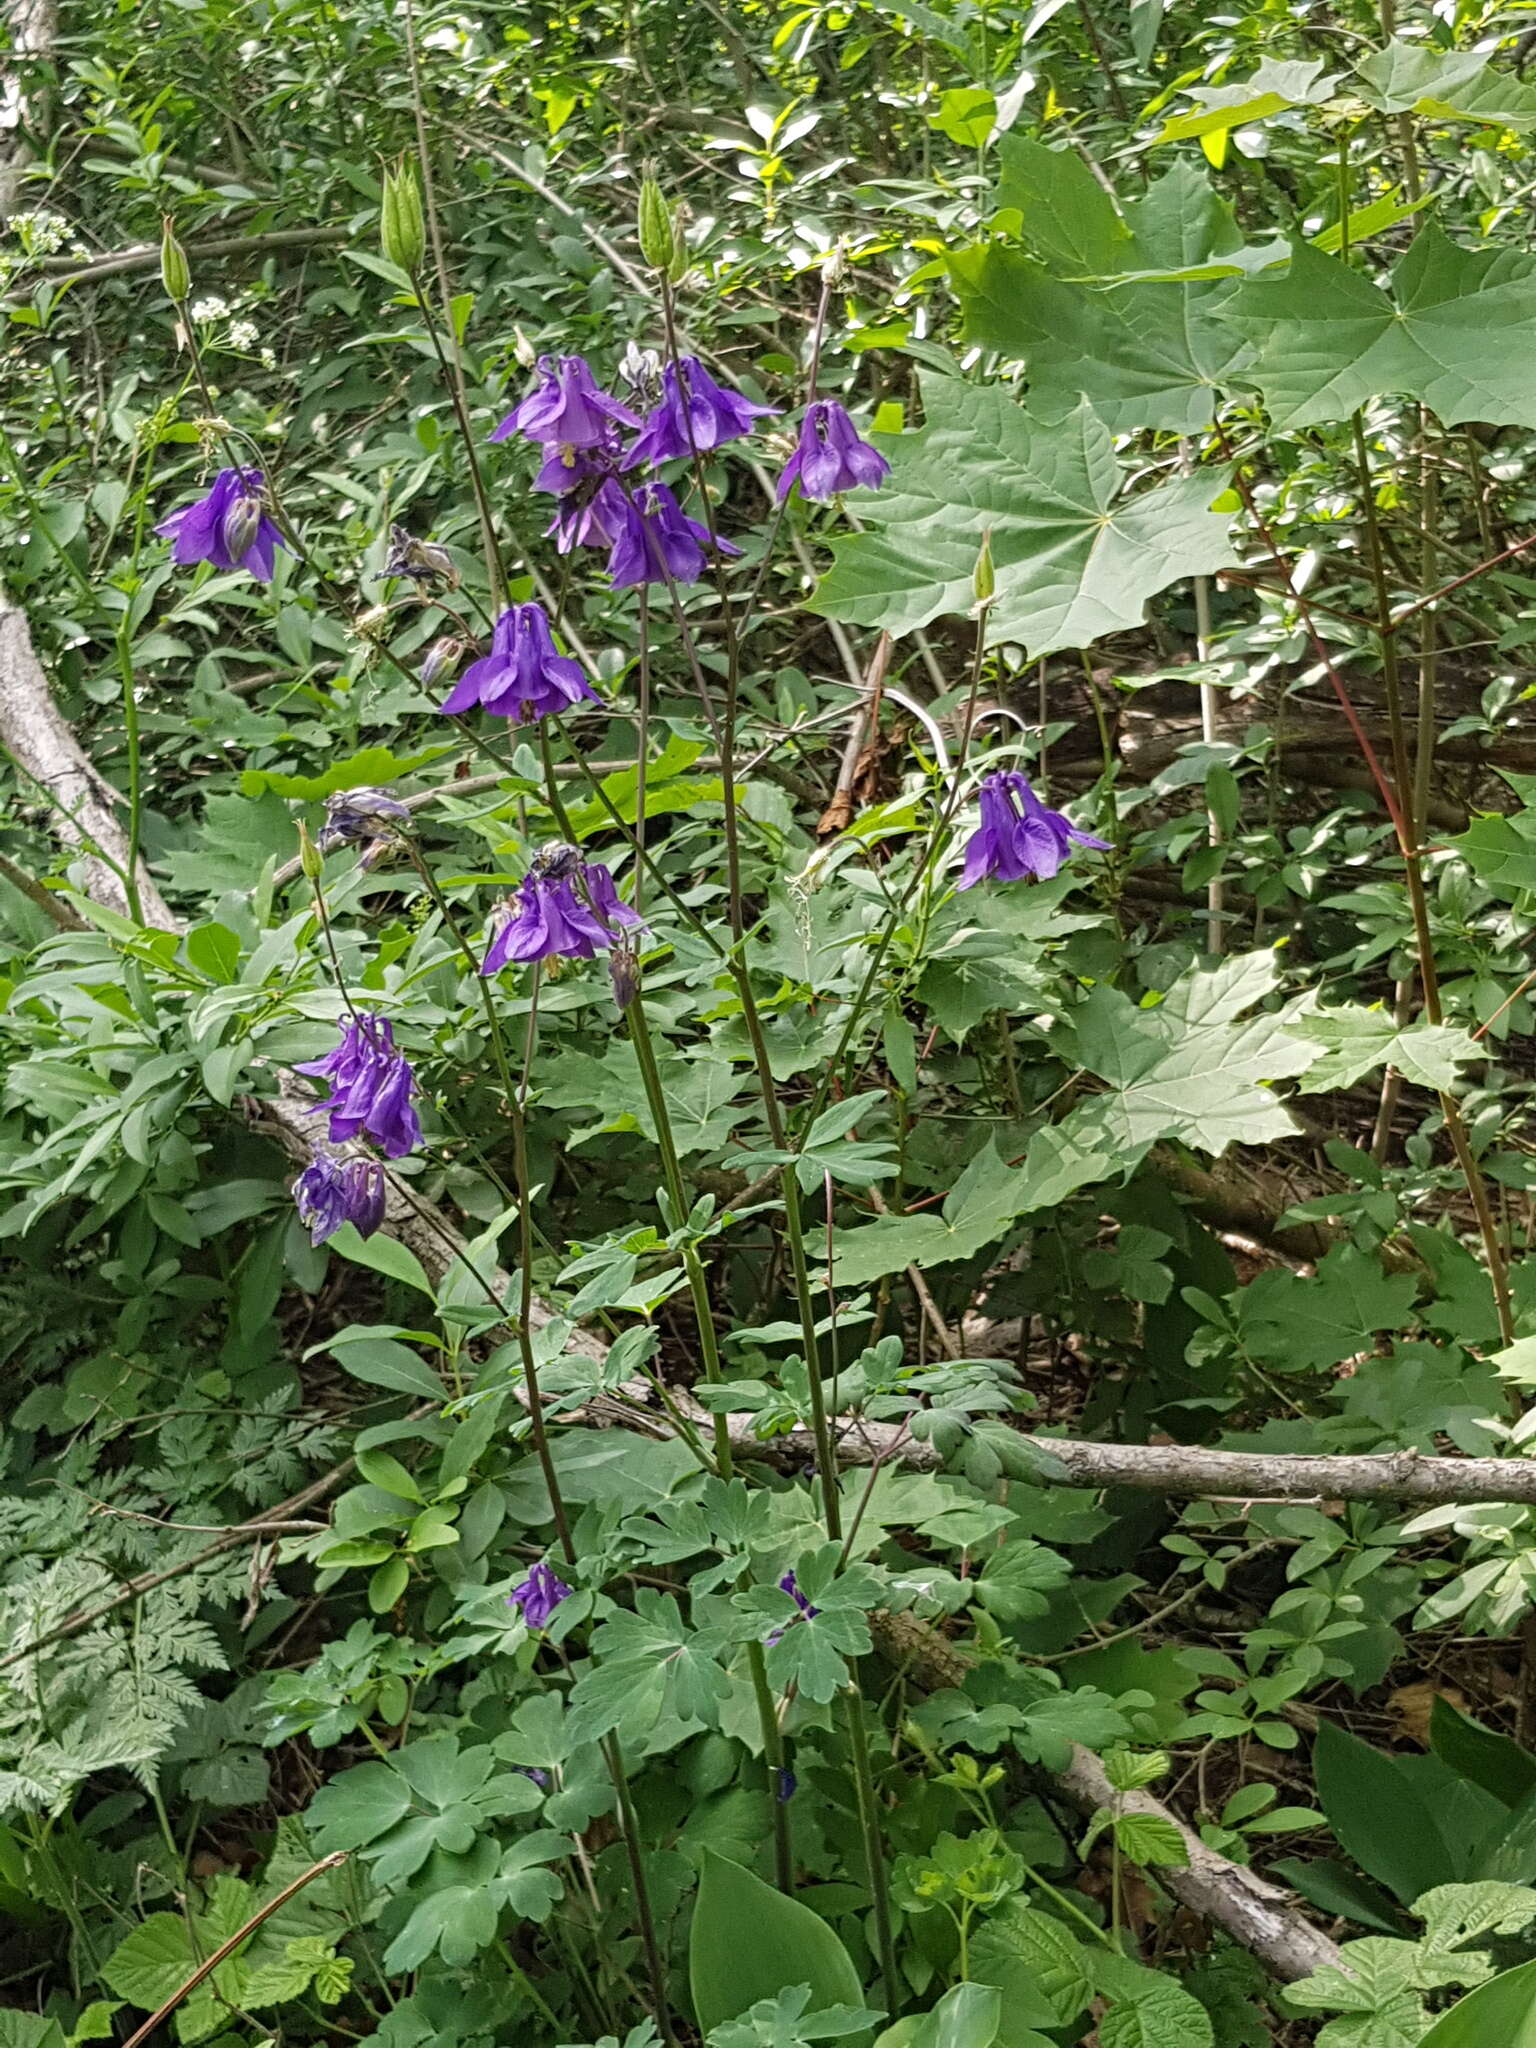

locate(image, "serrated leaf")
[[810, 382, 1236, 657], [1294, 1011, 1483, 1093], [1110, 1811, 1189, 1868], [1233, 226, 1536, 432], [1356, 41, 1536, 129], [1098, 1978, 1212, 2048], [1239, 1247, 1419, 1373]]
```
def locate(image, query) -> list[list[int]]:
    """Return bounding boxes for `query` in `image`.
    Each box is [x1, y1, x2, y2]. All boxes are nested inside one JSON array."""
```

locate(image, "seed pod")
[[637, 175, 675, 271], [381, 161, 426, 275], [160, 219, 191, 304]]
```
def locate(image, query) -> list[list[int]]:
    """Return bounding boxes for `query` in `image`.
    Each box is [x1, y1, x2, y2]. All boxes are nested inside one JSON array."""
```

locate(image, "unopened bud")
[[221, 494, 264, 563], [513, 326, 538, 370], [822, 240, 850, 288], [973, 528, 995, 608], [298, 821, 324, 882], [608, 939, 640, 1010], [419, 635, 462, 689], [637, 175, 675, 271], [160, 218, 191, 303], [381, 160, 426, 275]]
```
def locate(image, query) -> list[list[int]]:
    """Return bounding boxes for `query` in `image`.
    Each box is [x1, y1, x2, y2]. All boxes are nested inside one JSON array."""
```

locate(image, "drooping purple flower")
[[380, 525, 458, 588], [295, 1012, 423, 1158], [516, 1766, 551, 1790], [534, 433, 623, 496], [959, 770, 1110, 888], [766, 1570, 821, 1647], [607, 481, 742, 590], [776, 1768, 798, 1804], [489, 354, 639, 449], [625, 356, 777, 467], [293, 1155, 388, 1246], [775, 401, 891, 503], [438, 604, 597, 723], [315, 786, 412, 856], [481, 853, 643, 972], [509, 1559, 573, 1630], [156, 467, 287, 581], [546, 477, 631, 555]]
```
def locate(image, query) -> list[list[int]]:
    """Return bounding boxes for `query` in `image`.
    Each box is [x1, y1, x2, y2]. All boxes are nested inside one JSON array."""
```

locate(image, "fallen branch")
[[869, 1611, 1343, 1984], [12, 224, 348, 297]]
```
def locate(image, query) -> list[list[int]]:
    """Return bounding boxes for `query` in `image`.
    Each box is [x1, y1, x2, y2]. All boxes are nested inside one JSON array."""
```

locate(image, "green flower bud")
[[973, 528, 995, 608], [160, 219, 191, 304], [381, 161, 426, 275], [298, 821, 324, 883], [637, 175, 675, 272]]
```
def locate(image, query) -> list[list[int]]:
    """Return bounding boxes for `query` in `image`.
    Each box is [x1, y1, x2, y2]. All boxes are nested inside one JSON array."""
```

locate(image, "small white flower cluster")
[[229, 317, 260, 351], [190, 294, 231, 323], [11, 209, 72, 257]]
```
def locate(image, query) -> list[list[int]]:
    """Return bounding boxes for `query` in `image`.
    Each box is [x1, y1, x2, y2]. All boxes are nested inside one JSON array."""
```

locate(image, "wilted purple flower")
[[766, 1570, 821, 1647], [293, 1155, 388, 1246], [626, 356, 777, 467], [156, 467, 287, 581], [960, 769, 1110, 887], [380, 524, 458, 588], [776, 1768, 797, 1803], [607, 481, 742, 590], [509, 1559, 573, 1630], [482, 857, 643, 971], [515, 1766, 551, 1790], [776, 401, 891, 503], [295, 1012, 423, 1158], [438, 604, 597, 723], [315, 786, 412, 855], [489, 354, 639, 450]]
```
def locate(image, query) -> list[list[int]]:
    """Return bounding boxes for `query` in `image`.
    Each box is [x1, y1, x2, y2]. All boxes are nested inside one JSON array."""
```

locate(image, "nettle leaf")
[[1239, 1246, 1419, 1372], [1356, 40, 1536, 129], [953, 164, 1252, 431], [969, 1903, 1095, 2027], [810, 381, 1236, 656], [1108, 1811, 1189, 1869], [1097, 1976, 1213, 2048], [1233, 226, 1536, 432], [1295, 1011, 1483, 1093]]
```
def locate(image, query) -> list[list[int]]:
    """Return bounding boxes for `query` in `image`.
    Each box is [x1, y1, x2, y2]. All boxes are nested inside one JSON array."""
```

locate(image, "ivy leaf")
[[1233, 226, 1536, 432], [1294, 1011, 1483, 1093], [1356, 41, 1536, 129], [810, 381, 1236, 656]]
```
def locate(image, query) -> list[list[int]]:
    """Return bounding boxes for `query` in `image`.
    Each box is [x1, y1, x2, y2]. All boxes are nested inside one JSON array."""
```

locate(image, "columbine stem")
[[844, 1687, 899, 2010]]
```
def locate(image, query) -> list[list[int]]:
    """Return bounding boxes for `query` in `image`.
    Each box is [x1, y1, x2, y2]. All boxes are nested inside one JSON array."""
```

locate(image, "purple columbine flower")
[[776, 401, 891, 503], [315, 786, 412, 855], [482, 852, 643, 972], [607, 481, 742, 589], [489, 354, 639, 449], [766, 1569, 821, 1646], [509, 1559, 573, 1630], [437, 604, 598, 723], [156, 467, 287, 581], [295, 1012, 423, 1158], [293, 1155, 388, 1246], [534, 432, 623, 496], [547, 477, 630, 555], [959, 769, 1111, 887], [625, 356, 777, 467]]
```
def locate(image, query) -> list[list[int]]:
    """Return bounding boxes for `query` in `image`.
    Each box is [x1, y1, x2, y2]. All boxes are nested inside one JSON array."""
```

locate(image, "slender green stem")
[[747, 1639, 794, 1892], [405, 846, 520, 1114], [604, 1735, 676, 2046], [844, 1688, 900, 2010]]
